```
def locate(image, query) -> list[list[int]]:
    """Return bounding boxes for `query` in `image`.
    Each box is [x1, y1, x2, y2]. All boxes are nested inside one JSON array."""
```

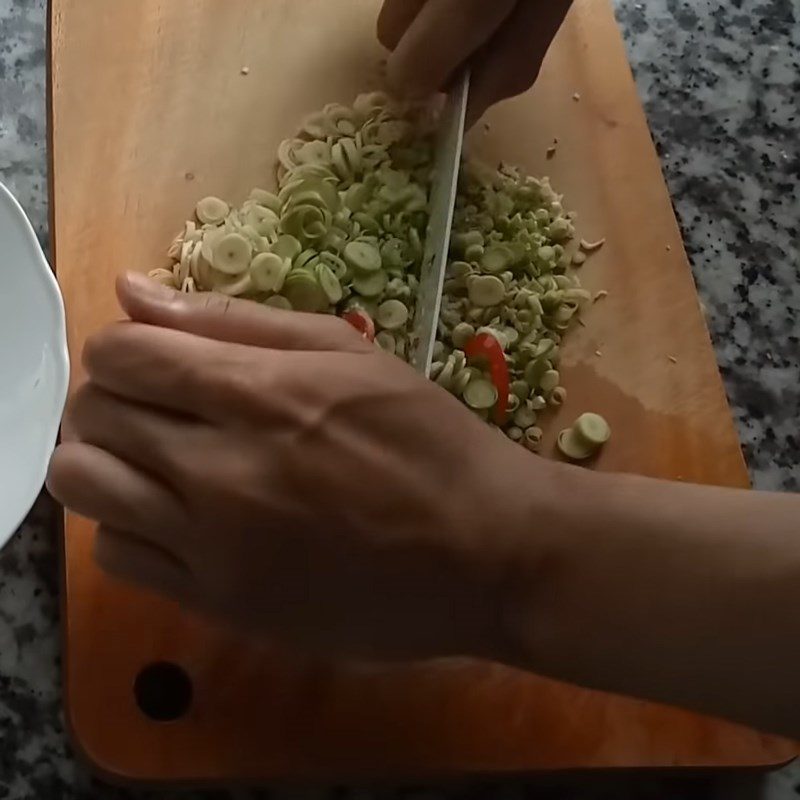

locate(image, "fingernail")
[[124, 271, 175, 300]]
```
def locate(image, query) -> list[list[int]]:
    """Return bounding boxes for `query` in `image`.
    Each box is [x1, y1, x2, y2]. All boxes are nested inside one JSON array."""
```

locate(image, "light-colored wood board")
[[50, 0, 795, 784]]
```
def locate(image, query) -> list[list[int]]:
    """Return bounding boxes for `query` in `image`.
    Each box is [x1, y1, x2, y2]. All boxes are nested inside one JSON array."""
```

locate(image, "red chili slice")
[[464, 332, 510, 425], [342, 309, 376, 343]]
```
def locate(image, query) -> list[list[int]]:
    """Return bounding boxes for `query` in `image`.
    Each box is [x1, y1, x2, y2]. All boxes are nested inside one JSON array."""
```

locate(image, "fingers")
[[95, 525, 195, 600], [117, 272, 370, 354], [65, 382, 200, 483], [48, 441, 188, 550], [386, 0, 515, 98], [83, 322, 257, 420], [377, 0, 428, 50], [467, 0, 572, 126]]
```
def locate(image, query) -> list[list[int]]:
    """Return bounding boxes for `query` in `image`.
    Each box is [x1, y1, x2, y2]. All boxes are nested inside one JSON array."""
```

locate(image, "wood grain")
[[50, 0, 795, 785]]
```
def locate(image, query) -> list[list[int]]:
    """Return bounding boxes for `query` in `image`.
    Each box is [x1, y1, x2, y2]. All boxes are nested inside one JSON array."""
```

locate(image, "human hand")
[[378, 0, 572, 125], [48, 273, 551, 662]]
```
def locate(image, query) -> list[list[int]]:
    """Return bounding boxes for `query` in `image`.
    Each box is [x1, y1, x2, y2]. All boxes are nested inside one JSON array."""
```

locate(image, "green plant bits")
[[264, 295, 293, 311], [316, 263, 343, 304], [249, 188, 282, 214], [529, 394, 547, 411], [352, 269, 388, 298], [294, 249, 320, 271], [161, 91, 594, 449], [451, 322, 476, 348], [375, 331, 397, 355], [282, 270, 327, 313], [376, 299, 409, 330], [196, 196, 230, 226], [344, 240, 382, 273], [574, 412, 611, 446], [429, 360, 445, 380], [451, 230, 483, 253], [449, 261, 473, 279], [246, 204, 280, 236], [540, 369, 560, 394], [507, 426, 523, 442], [549, 386, 567, 406], [510, 380, 529, 400], [537, 245, 555, 263], [523, 357, 550, 389], [501, 326, 519, 347], [352, 212, 381, 235], [534, 338, 556, 359], [343, 182, 369, 212], [548, 218, 572, 241], [251, 253, 290, 292], [523, 426, 544, 452], [319, 251, 349, 279], [452, 368, 473, 396], [271, 234, 302, 262], [435, 356, 457, 391], [212, 233, 252, 275], [468, 275, 505, 308], [464, 243, 485, 262], [480, 244, 513, 274], [557, 427, 596, 461], [343, 295, 378, 319], [513, 405, 537, 430], [380, 239, 406, 271], [463, 378, 498, 410], [524, 293, 544, 315]]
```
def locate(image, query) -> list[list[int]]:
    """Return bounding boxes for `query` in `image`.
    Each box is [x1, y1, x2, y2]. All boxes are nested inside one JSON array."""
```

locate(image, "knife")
[[409, 71, 470, 376]]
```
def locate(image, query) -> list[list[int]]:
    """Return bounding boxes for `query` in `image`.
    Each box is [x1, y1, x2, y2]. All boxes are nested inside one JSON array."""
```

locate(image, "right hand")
[[378, 0, 572, 125], [48, 274, 559, 662]]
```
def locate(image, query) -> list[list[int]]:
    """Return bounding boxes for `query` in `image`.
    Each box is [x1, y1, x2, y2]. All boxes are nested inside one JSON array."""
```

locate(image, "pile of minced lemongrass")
[[150, 92, 606, 452]]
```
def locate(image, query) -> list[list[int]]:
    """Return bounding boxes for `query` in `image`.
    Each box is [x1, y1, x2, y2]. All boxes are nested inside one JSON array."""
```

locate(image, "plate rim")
[[0, 180, 70, 546]]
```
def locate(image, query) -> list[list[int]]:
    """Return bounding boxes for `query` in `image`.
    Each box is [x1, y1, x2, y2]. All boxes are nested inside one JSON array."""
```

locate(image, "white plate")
[[0, 182, 69, 546]]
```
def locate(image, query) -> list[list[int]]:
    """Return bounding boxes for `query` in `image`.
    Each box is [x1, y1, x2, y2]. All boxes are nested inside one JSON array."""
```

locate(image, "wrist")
[[488, 454, 611, 673]]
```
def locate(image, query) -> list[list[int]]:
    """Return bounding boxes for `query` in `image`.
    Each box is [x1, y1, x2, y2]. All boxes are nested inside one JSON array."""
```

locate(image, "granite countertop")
[[0, 0, 798, 796]]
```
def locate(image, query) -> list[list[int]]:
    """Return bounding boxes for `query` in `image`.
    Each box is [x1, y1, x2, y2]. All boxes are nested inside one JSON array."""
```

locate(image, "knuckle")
[[200, 291, 234, 316], [65, 382, 99, 429], [45, 446, 71, 499], [81, 330, 107, 373], [199, 348, 264, 413], [82, 322, 133, 375]]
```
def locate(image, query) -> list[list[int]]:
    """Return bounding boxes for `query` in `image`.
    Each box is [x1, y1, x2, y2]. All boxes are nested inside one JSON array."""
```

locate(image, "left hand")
[[47, 272, 548, 662]]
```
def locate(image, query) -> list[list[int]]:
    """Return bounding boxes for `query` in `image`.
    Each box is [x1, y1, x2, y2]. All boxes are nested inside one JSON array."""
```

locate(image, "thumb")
[[116, 272, 371, 353]]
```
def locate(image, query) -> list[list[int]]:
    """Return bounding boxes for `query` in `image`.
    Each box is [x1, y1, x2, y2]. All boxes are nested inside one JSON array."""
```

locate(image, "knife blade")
[[409, 71, 470, 376]]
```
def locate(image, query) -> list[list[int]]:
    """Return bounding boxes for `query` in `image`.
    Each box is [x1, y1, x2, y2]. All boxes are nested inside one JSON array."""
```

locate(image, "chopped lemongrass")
[[196, 196, 230, 226], [557, 427, 595, 461], [376, 299, 409, 331], [574, 412, 611, 446], [463, 378, 499, 410], [250, 253, 290, 292], [160, 91, 598, 449], [212, 233, 252, 275], [580, 237, 606, 252]]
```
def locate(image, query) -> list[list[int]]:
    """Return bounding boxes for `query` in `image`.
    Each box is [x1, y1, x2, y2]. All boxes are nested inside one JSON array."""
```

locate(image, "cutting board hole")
[[134, 662, 193, 722]]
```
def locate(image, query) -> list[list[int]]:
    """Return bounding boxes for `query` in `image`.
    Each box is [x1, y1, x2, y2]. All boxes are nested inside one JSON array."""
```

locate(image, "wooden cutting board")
[[50, 0, 795, 785]]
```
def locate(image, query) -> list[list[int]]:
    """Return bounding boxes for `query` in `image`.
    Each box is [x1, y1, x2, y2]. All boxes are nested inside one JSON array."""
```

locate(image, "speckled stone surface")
[[0, 0, 797, 797]]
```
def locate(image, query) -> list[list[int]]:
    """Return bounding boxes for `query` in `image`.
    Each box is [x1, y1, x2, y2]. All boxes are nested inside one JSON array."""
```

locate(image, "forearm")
[[498, 466, 800, 737]]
